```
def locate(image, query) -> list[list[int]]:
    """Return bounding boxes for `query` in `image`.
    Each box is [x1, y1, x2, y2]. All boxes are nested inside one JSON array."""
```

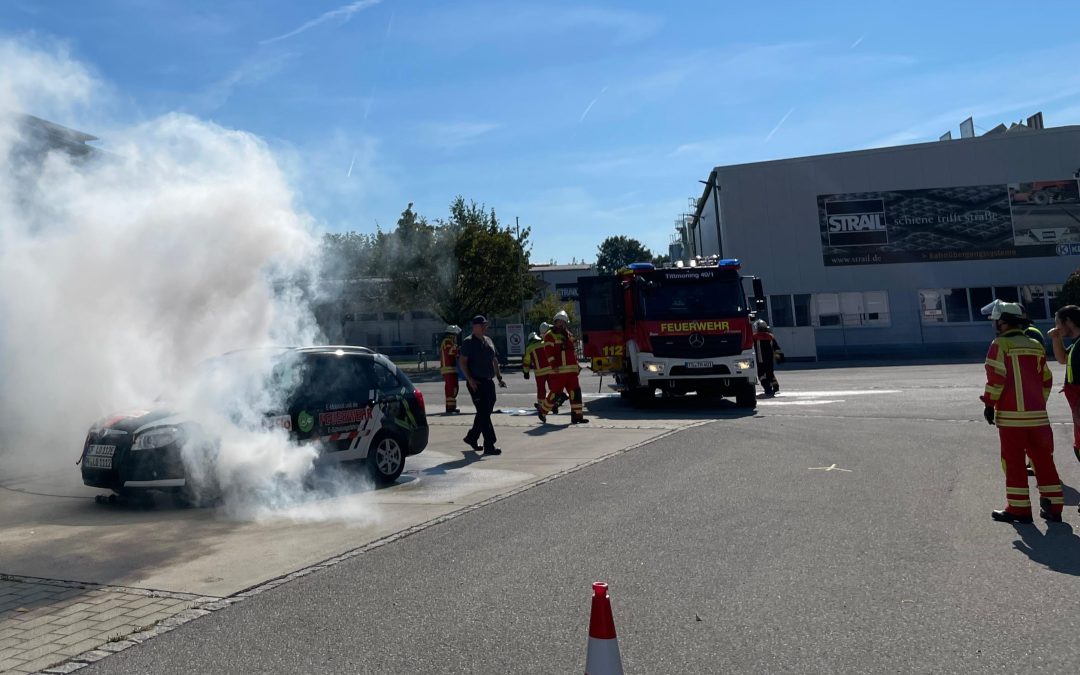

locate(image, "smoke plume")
[[0, 36, 374, 523]]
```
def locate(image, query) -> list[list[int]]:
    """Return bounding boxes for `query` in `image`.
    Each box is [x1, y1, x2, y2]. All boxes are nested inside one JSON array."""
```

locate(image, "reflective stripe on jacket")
[[984, 329, 1052, 427], [522, 339, 551, 376], [439, 336, 459, 375], [543, 329, 580, 375]]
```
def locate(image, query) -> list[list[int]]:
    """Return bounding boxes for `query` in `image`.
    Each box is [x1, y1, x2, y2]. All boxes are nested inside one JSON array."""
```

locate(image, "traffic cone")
[[585, 582, 624, 675]]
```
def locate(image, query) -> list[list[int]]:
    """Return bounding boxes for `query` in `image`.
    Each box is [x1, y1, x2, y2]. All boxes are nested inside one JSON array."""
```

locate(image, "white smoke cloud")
[[0, 36, 377, 524]]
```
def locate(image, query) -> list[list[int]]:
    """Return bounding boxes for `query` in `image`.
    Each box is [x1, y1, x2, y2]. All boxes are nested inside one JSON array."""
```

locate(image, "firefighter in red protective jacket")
[[538, 311, 589, 425], [440, 325, 462, 415], [522, 322, 553, 412], [981, 301, 1064, 523]]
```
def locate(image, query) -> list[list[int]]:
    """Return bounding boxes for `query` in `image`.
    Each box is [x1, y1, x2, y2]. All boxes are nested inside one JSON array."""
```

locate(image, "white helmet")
[[445, 325, 461, 335], [539, 321, 552, 333], [982, 300, 1023, 321], [554, 310, 570, 324], [528, 332, 540, 341]]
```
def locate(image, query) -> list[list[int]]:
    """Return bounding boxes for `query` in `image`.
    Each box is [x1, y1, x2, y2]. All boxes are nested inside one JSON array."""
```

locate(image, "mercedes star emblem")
[[688, 333, 705, 348]]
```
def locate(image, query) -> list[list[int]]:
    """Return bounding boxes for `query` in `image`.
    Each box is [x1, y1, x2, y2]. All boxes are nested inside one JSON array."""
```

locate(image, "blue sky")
[[5, 0, 1080, 263]]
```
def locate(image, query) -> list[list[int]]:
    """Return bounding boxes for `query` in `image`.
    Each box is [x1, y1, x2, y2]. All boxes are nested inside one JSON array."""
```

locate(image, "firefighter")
[[440, 325, 462, 415], [538, 311, 589, 424], [522, 323, 553, 412], [1048, 304, 1080, 473], [1018, 303, 1046, 345], [980, 301, 1064, 523], [752, 320, 782, 397]]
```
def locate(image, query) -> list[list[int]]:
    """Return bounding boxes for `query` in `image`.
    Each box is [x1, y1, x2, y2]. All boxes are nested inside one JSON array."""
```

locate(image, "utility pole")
[[516, 216, 525, 326]]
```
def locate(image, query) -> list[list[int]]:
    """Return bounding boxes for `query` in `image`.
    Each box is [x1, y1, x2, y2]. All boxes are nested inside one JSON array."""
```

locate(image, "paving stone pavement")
[[0, 576, 218, 674]]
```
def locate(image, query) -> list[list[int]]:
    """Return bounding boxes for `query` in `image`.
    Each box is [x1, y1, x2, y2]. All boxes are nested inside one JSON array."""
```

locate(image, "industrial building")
[[685, 114, 1080, 359]]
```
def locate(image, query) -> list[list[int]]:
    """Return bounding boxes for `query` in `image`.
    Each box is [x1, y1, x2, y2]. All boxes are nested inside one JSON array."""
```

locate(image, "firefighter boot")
[[991, 509, 1034, 524], [571, 414, 590, 425], [1039, 497, 1063, 522]]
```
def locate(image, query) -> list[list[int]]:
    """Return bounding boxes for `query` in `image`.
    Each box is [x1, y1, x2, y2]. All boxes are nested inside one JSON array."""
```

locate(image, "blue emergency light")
[[628, 262, 655, 271], [716, 258, 741, 267]]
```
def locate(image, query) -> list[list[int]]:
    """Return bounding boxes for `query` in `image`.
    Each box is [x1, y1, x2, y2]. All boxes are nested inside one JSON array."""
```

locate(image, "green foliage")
[[526, 293, 576, 333], [320, 231, 376, 280], [1060, 267, 1080, 308], [370, 203, 439, 311], [432, 197, 533, 323], [596, 235, 653, 275]]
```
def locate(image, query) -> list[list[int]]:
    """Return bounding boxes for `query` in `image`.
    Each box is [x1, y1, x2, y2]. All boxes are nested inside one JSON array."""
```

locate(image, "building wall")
[[713, 126, 1080, 357]]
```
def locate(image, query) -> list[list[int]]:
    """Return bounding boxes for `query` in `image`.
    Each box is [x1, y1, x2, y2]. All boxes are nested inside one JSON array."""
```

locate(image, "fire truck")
[[578, 257, 766, 408]]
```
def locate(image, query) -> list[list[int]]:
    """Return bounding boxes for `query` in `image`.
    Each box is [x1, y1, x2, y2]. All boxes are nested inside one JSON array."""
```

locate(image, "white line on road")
[[777, 390, 901, 397], [758, 399, 843, 406]]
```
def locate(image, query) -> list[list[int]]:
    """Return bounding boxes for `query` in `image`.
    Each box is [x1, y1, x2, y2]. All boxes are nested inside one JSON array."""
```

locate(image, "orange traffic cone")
[[585, 582, 624, 675]]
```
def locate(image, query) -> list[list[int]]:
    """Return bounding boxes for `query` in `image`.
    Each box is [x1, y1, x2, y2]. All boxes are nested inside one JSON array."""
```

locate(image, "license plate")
[[85, 445, 115, 470], [686, 361, 713, 369]]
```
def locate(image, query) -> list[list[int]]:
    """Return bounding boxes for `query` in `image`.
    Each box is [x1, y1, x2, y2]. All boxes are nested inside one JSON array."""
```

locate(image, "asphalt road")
[[84, 364, 1080, 674]]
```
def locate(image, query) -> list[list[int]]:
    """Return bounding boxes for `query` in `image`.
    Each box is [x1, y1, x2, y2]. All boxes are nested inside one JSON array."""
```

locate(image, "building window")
[[769, 295, 794, 327], [411, 311, 435, 320], [921, 285, 1059, 324], [920, 288, 970, 324], [359, 313, 378, 322], [812, 291, 889, 327], [383, 312, 403, 321], [1048, 284, 1064, 315], [793, 294, 812, 327]]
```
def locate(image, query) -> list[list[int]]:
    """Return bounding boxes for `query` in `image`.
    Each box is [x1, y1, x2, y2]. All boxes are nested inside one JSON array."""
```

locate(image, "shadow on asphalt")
[[1064, 484, 1080, 507], [1011, 521, 1080, 576], [417, 452, 485, 475], [583, 395, 757, 421]]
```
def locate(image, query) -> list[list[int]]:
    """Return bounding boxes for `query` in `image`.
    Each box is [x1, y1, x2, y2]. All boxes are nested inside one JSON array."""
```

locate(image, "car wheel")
[[1032, 190, 1050, 205], [368, 435, 405, 485]]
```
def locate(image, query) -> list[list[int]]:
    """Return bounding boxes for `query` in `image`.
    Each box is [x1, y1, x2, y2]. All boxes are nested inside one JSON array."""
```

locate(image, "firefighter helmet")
[[981, 299, 1024, 321], [554, 310, 570, 324], [540, 321, 552, 334], [445, 324, 462, 335], [528, 332, 539, 341]]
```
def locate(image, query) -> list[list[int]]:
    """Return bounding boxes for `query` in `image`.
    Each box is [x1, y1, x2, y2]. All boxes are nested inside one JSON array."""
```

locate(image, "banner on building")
[[505, 323, 525, 357], [818, 178, 1080, 266]]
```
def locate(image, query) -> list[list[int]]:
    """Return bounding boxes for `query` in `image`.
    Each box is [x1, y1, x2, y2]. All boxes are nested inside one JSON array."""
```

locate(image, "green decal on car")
[[298, 411, 314, 433]]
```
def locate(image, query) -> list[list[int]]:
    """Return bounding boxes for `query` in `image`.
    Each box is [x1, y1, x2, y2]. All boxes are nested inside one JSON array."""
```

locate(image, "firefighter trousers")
[[543, 374, 584, 419], [999, 425, 1063, 517], [535, 374, 549, 408], [443, 373, 459, 412]]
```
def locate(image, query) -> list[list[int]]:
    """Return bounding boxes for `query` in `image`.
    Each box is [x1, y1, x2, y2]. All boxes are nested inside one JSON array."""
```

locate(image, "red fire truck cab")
[[578, 258, 766, 408]]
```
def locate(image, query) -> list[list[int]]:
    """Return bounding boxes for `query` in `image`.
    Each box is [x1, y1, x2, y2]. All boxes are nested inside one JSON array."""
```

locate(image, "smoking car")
[[79, 346, 429, 501]]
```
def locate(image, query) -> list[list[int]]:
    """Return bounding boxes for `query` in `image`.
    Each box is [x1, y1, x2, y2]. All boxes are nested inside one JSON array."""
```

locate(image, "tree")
[[596, 235, 653, 275], [320, 231, 376, 281], [370, 203, 439, 311], [431, 197, 534, 323], [526, 292, 576, 333], [1060, 267, 1080, 308], [652, 253, 672, 267]]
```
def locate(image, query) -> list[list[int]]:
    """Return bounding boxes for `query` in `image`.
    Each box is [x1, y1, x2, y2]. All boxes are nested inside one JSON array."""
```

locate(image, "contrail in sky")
[[850, 34, 865, 48], [579, 85, 609, 123], [261, 0, 383, 45], [765, 108, 795, 142], [346, 153, 356, 177]]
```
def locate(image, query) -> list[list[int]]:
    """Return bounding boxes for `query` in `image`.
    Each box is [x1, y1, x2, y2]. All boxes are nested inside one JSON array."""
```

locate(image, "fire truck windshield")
[[639, 278, 747, 320]]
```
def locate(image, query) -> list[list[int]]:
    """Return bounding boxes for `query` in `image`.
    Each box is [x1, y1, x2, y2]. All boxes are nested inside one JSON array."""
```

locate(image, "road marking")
[[758, 399, 843, 406], [778, 390, 901, 397], [809, 463, 852, 472]]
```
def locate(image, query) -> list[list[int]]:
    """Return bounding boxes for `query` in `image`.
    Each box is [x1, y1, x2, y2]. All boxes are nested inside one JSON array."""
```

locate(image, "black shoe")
[[991, 510, 1033, 524], [482, 446, 502, 456], [537, 410, 547, 423], [1040, 509, 1063, 522], [463, 437, 481, 453], [446, 408, 461, 415], [571, 416, 590, 424]]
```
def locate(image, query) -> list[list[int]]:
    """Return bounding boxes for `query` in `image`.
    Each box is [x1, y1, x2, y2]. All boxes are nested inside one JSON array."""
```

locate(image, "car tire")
[[1032, 190, 1050, 205], [367, 434, 406, 485], [734, 381, 757, 409]]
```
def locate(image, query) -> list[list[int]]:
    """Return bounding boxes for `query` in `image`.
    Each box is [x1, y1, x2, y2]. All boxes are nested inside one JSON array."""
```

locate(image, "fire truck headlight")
[[643, 361, 665, 374], [736, 360, 752, 371]]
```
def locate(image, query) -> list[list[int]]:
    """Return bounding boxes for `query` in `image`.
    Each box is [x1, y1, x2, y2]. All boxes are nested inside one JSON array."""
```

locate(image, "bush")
[[1060, 268, 1080, 309]]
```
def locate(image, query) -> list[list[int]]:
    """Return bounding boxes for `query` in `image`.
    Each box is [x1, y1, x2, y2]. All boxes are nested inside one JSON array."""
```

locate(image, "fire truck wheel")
[[734, 381, 757, 409], [625, 387, 655, 408]]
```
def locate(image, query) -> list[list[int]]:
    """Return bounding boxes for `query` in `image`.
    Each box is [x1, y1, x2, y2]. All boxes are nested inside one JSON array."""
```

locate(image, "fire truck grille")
[[650, 334, 743, 359]]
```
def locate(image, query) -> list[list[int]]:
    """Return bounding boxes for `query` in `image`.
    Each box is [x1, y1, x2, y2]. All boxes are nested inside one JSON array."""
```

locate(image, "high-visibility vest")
[[984, 329, 1052, 427], [439, 336, 459, 375]]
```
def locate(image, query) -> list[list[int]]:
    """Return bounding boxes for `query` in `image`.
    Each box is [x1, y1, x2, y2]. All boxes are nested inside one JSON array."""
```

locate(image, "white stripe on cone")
[[585, 582, 624, 675], [586, 637, 623, 675]]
